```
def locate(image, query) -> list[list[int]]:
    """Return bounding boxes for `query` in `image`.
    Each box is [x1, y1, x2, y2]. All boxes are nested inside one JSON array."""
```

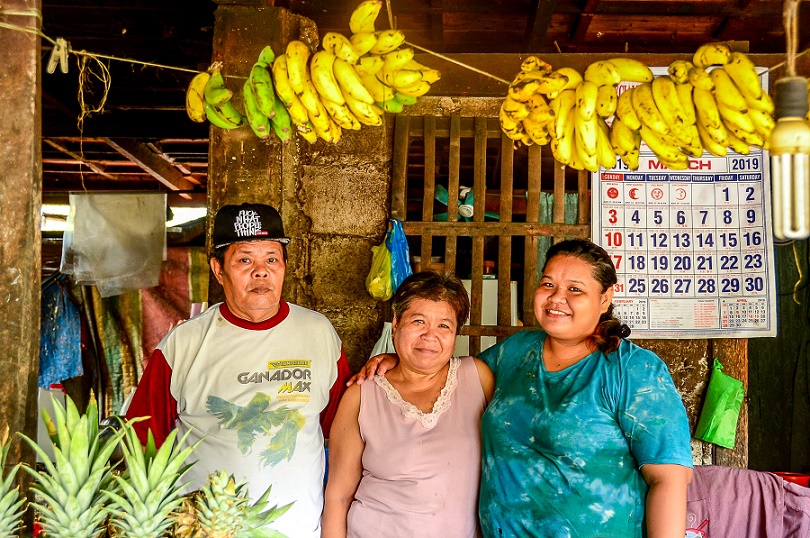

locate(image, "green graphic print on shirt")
[[206, 393, 305, 467], [478, 331, 693, 538]]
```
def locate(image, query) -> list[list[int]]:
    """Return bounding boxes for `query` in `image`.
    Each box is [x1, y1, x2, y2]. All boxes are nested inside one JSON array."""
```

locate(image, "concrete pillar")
[[207, 3, 311, 303], [0, 0, 43, 478], [208, 3, 390, 367]]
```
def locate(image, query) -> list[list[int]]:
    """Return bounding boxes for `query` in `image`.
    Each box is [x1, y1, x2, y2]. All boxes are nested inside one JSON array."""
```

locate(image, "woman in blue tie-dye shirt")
[[477, 239, 693, 538], [353, 239, 693, 538]]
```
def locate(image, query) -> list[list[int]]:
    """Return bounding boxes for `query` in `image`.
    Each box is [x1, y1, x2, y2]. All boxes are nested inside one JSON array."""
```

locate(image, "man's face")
[[210, 240, 286, 323]]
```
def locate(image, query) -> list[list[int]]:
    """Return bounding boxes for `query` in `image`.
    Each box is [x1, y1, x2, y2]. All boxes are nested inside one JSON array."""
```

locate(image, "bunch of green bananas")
[[185, 50, 293, 142], [614, 43, 774, 169], [268, 0, 441, 144], [185, 62, 246, 130], [243, 46, 294, 142]]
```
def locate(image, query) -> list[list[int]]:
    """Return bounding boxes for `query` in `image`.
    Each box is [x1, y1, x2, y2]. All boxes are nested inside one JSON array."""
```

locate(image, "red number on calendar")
[[604, 231, 623, 247], [611, 255, 622, 270], [608, 209, 618, 224]]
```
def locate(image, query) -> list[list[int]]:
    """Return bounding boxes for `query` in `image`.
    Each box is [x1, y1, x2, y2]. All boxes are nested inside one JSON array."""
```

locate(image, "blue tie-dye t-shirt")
[[478, 330, 693, 538]]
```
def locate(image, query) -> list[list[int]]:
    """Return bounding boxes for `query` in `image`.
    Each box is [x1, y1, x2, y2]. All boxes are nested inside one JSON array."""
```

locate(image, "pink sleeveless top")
[[347, 356, 486, 538]]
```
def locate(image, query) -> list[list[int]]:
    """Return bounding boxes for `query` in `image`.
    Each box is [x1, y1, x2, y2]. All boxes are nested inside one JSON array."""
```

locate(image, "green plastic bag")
[[695, 358, 745, 449], [365, 241, 393, 301]]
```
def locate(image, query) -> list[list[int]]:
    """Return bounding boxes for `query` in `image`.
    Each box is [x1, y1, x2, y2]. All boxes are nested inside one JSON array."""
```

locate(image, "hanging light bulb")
[[770, 0, 810, 240], [770, 77, 810, 240]]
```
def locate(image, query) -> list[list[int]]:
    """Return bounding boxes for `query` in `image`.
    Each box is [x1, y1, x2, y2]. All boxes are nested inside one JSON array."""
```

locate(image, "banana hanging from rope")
[[606, 58, 654, 83], [203, 64, 233, 106], [185, 71, 210, 123], [311, 50, 346, 105], [249, 61, 276, 118], [272, 54, 312, 127], [243, 79, 271, 139], [349, 0, 383, 34], [632, 82, 670, 136], [322, 32, 360, 64], [201, 63, 244, 130]]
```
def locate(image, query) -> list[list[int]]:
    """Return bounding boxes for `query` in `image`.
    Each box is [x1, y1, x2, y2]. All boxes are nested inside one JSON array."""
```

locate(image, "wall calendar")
[[592, 69, 776, 339]]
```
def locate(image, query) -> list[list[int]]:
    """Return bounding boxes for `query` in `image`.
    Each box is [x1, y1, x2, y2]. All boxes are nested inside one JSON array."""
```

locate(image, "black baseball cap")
[[212, 203, 291, 249]]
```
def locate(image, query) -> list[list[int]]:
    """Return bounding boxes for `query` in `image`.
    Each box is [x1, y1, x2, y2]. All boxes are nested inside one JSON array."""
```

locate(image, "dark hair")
[[392, 271, 470, 334], [212, 242, 288, 266], [543, 238, 631, 353]]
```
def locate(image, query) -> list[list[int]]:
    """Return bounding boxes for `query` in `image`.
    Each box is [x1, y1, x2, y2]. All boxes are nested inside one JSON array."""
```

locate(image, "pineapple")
[[19, 393, 122, 538], [103, 425, 199, 538], [0, 425, 25, 537], [195, 470, 292, 538], [171, 495, 201, 537]]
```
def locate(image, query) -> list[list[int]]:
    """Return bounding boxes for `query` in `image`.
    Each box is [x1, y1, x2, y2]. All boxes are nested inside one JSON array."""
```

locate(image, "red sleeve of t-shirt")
[[125, 349, 178, 448], [320, 347, 350, 439]]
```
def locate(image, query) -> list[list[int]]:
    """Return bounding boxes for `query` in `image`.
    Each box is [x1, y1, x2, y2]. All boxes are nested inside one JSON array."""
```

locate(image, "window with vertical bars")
[[391, 97, 591, 356]]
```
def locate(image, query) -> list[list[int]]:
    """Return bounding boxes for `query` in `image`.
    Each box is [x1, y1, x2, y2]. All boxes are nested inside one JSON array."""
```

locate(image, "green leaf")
[[65, 393, 81, 436], [260, 501, 294, 525], [67, 417, 91, 481], [48, 397, 72, 454]]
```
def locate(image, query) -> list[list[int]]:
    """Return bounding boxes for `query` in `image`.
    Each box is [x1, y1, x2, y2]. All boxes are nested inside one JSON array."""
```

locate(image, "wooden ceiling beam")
[[430, 0, 444, 44], [103, 138, 199, 192], [43, 139, 118, 180], [524, 0, 558, 52]]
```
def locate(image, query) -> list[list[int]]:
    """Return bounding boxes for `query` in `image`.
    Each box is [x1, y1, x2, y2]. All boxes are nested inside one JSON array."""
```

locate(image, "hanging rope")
[[784, 0, 801, 76], [794, 241, 806, 305], [76, 55, 110, 127], [383, 0, 510, 85]]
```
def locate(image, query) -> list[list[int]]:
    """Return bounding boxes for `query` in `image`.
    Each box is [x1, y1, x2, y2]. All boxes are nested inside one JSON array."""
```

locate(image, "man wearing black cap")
[[126, 203, 350, 538]]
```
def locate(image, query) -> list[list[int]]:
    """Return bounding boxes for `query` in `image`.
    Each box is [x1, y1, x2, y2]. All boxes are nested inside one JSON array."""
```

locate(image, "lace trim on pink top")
[[373, 356, 460, 429]]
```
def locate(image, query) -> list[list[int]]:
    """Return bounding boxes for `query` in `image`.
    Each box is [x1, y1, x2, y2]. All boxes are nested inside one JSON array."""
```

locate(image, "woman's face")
[[392, 298, 458, 374], [534, 255, 613, 345]]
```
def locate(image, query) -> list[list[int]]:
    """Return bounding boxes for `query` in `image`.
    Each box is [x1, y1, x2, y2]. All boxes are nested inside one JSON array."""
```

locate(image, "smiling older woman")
[[321, 271, 494, 538]]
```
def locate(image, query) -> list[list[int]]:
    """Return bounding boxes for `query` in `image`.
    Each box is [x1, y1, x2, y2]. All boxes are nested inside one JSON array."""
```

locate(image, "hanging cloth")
[[39, 275, 83, 388]]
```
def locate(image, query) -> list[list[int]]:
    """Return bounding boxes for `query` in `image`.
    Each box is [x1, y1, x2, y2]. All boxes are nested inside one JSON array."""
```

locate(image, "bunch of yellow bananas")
[[558, 58, 654, 171], [499, 56, 567, 148], [269, 0, 441, 143], [346, 0, 441, 111], [615, 43, 774, 169], [499, 46, 776, 171], [185, 62, 245, 130], [499, 56, 653, 172]]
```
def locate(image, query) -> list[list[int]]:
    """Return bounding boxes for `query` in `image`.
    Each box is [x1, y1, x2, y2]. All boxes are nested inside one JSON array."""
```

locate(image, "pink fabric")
[[348, 357, 485, 538], [686, 465, 810, 537], [140, 247, 196, 361]]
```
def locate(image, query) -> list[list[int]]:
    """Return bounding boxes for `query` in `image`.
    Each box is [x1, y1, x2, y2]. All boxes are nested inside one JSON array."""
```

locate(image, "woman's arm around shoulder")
[[346, 353, 399, 386], [322, 384, 365, 538], [641, 463, 693, 538], [473, 357, 495, 404]]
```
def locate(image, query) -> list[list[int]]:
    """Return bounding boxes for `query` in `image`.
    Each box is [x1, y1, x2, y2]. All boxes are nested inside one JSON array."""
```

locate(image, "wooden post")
[[713, 338, 749, 467], [0, 0, 42, 499]]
